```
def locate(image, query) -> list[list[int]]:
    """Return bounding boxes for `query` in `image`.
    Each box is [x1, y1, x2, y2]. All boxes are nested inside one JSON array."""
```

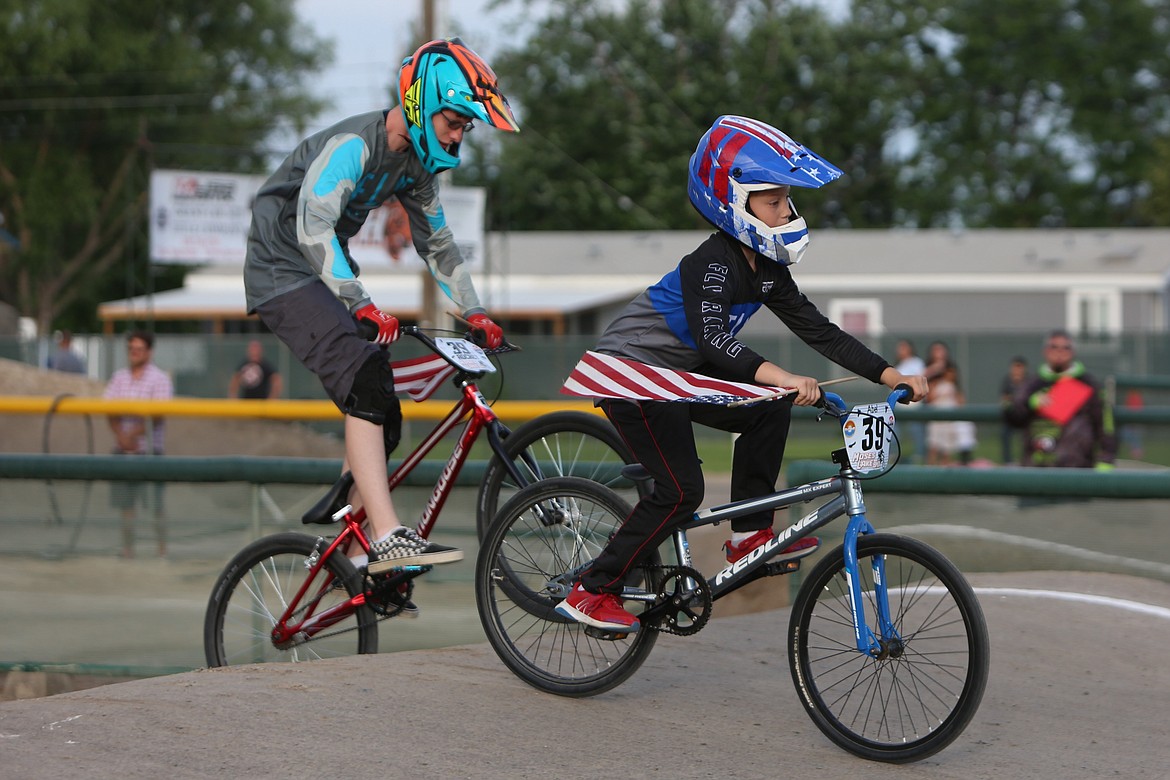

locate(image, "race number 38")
[[842, 402, 894, 473]]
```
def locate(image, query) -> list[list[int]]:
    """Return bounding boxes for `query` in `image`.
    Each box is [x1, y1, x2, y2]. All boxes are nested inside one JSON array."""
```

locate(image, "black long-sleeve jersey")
[[596, 232, 890, 384]]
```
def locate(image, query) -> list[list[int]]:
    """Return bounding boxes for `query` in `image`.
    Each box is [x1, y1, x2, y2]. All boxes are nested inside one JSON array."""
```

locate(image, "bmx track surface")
[[2, 570, 1169, 779]]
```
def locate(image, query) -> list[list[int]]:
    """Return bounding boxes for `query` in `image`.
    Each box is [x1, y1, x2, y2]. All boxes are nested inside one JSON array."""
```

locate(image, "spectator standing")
[[1005, 330, 1116, 469], [998, 356, 1030, 464], [894, 339, 927, 463], [229, 339, 283, 399], [926, 362, 966, 465], [47, 329, 86, 374], [104, 330, 173, 558], [924, 340, 951, 384]]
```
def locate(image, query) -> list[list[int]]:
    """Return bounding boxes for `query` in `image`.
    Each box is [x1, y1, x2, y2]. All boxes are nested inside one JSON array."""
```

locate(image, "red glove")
[[355, 304, 400, 345], [466, 312, 503, 349]]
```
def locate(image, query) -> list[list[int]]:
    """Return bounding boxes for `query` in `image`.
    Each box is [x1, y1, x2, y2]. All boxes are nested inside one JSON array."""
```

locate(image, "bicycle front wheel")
[[204, 532, 377, 667], [788, 533, 989, 763], [476, 410, 636, 539], [476, 476, 659, 697]]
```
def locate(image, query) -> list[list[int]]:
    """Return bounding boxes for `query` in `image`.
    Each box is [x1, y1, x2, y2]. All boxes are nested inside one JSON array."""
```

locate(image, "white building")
[[99, 228, 1170, 339]]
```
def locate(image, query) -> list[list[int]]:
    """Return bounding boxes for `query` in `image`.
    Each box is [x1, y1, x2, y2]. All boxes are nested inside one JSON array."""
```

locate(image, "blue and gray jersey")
[[244, 110, 483, 316], [596, 232, 889, 384]]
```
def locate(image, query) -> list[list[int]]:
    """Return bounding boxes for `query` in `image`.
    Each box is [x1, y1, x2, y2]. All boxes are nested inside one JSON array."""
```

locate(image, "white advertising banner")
[[149, 170, 265, 265], [149, 168, 485, 270], [348, 185, 486, 271]]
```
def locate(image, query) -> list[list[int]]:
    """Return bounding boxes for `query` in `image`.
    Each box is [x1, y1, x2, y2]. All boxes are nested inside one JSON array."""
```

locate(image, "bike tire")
[[476, 476, 659, 697], [204, 532, 378, 667], [476, 411, 636, 540], [788, 533, 989, 763]]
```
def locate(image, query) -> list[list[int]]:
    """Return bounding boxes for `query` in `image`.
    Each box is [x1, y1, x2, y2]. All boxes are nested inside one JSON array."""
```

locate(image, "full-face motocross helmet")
[[688, 115, 842, 265], [398, 37, 520, 174]]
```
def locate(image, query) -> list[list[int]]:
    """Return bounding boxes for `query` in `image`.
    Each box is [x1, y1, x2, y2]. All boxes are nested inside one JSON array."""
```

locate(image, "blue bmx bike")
[[475, 387, 990, 763]]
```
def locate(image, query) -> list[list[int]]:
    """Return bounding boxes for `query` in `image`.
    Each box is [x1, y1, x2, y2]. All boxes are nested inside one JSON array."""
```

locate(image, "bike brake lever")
[[465, 328, 488, 348]]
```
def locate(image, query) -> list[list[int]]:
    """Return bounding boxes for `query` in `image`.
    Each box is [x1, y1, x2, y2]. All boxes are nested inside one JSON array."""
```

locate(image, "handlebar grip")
[[355, 318, 379, 342], [892, 384, 914, 405], [466, 328, 488, 348], [820, 391, 847, 414]]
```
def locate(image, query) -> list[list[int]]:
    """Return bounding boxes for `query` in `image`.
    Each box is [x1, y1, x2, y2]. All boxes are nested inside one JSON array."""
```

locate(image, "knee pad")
[[344, 353, 403, 454]]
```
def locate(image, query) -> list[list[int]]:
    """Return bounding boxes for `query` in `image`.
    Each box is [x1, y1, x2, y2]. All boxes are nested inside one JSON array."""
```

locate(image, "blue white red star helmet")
[[688, 115, 842, 265]]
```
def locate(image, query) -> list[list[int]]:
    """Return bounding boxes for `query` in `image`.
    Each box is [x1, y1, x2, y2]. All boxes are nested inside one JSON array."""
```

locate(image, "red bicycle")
[[203, 326, 635, 666]]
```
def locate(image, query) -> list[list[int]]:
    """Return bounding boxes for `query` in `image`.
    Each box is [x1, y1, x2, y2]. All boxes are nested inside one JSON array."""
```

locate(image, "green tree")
[[896, 0, 1170, 228], [0, 0, 331, 333], [1145, 137, 1170, 225], [467, 0, 953, 231], [471, 0, 1170, 231]]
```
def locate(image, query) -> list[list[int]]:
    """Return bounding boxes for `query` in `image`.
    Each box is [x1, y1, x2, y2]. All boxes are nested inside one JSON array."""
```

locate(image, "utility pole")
[[419, 0, 439, 328]]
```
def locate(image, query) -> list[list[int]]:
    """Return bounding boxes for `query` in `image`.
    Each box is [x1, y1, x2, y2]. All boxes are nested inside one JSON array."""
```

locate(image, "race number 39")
[[842, 402, 894, 473]]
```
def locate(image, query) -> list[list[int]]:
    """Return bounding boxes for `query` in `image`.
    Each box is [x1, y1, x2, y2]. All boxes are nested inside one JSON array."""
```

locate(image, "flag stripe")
[[389, 354, 457, 402], [562, 351, 789, 404], [722, 116, 797, 159]]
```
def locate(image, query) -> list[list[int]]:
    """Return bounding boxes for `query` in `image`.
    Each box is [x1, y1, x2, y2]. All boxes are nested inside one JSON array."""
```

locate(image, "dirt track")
[[2, 570, 1169, 779], [5, 359, 1170, 777]]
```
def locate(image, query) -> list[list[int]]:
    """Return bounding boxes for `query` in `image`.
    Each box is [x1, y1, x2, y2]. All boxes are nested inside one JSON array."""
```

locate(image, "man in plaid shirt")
[[104, 330, 172, 558]]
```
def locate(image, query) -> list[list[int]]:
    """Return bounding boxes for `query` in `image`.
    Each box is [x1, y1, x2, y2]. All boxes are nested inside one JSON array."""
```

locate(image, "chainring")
[[651, 565, 712, 636], [366, 572, 416, 618]]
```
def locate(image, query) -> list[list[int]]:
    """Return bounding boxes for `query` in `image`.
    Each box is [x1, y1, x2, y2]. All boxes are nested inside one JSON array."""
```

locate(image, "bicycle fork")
[[841, 477, 902, 658]]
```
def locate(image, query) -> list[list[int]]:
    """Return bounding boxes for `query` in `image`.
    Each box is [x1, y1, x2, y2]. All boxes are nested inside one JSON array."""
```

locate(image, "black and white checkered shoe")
[[367, 527, 463, 573]]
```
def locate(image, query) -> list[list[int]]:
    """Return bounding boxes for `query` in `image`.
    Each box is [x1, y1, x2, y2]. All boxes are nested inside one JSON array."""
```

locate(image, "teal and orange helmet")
[[397, 37, 519, 174]]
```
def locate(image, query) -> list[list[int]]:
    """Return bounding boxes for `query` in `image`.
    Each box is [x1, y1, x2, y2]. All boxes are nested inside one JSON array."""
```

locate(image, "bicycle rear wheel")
[[476, 476, 659, 697], [204, 532, 377, 666], [476, 410, 636, 539], [788, 533, 989, 763]]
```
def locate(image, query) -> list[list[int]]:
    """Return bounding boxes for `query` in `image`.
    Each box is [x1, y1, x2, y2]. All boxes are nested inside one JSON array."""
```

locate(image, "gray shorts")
[[254, 280, 381, 411]]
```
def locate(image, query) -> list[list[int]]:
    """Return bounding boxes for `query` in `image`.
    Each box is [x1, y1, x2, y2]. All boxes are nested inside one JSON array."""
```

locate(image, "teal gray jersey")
[[244, 110, 484, 316]]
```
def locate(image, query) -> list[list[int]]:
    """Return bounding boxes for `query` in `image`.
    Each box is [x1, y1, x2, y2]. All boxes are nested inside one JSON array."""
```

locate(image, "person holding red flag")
[[1006, 330, 1117, 469]]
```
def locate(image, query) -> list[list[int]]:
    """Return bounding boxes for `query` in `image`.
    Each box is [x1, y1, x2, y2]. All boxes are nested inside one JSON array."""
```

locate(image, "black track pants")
[[580, 398, 791, 594]]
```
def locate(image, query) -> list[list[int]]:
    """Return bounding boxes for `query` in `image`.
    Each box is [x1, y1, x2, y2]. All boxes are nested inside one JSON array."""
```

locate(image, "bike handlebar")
[[819, 384, 914, 418], [354, 320, 518, 355]]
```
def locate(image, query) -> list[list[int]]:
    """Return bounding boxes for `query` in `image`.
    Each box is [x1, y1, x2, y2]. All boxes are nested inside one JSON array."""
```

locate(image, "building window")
[[827, 298, 884, 337], [1067, 288, 1121, 337]]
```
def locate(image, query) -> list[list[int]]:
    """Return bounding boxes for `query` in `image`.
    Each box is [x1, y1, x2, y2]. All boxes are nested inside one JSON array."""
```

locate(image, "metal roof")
[[99, 228, 1170, 323]]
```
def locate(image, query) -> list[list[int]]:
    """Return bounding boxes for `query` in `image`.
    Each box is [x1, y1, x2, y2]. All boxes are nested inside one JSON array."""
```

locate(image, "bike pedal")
[[584, 626, 629, 641], [763, 559, 801, 576]]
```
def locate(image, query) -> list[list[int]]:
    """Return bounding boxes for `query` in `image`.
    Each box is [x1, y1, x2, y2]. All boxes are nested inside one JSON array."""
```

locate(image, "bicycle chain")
[[644, 565, 712, 637]]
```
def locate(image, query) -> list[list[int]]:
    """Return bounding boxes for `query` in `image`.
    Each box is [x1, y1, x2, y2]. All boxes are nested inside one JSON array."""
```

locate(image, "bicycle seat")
[[302, 471, 355, 525]]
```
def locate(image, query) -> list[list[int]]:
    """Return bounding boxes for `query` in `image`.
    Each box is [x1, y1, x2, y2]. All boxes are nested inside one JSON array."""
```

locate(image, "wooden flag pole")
[[726, 375, 860, 408]]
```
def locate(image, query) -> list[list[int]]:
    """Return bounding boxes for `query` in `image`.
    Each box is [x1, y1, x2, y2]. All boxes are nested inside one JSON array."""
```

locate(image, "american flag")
[[561, 351, 790, 405], [391, 354, 456, 402]]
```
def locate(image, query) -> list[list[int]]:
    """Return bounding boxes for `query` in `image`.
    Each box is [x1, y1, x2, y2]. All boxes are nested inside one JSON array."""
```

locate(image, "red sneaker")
[[555, 584, 640, 632], [723, 527, 820, 564]]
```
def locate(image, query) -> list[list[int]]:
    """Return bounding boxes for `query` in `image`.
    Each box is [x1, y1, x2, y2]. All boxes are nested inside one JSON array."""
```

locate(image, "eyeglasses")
[[439, 109, 474, 133], [1045, 343, 1072, 351]]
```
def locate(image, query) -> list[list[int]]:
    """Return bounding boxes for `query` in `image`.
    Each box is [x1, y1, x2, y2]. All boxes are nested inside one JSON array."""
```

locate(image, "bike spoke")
[[791, 535, 988, 761]]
